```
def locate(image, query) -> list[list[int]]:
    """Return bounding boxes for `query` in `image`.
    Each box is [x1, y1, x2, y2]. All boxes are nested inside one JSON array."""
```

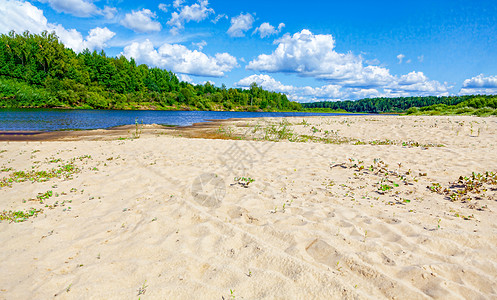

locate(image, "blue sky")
[[1, 0, 496, 102]]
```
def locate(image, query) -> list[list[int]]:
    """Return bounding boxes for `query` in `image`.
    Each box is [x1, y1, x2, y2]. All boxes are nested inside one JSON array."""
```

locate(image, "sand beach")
[[1, 115, 496, 299]]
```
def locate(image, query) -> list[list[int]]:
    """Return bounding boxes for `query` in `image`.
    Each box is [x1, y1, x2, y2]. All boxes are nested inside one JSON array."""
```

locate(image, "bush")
[[405, 107, 420, 114]]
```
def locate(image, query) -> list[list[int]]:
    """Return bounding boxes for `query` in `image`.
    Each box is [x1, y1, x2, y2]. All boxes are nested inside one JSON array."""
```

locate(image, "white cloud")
[[122, 39, 238, 77], [178, 74, 193, 83], [0, 0, 49, 34], [235, 74, 383, 102], [212, 14, 228, 24], [247, 30, 449, 97], [459, 74, 497, 95], [158, 3, 169, 12], [38, 0, 117, 19], [459, 88, 497, 95], [236, 74, 294, 93], [192, 40, 207, 50], [418, 55, 424, 63], [37, 0, 99, 17], [365, 58, 380, 65], [102, 6, 117, 19], [386, 71, 450, 95], [235, 73, 448, 103], [397, 54, 405, 64], [178, 74, 215, 86], [462, 74, 497, 88], [173, 0, 185, 9], [227, 13, 254, 37], [167, 0, 214, 34], [253, 22, 285, 38], [247, 30, 386, 86], [82, 27, 116, 50], [121, 9, 162, 33], [0, 0, 115, 52]]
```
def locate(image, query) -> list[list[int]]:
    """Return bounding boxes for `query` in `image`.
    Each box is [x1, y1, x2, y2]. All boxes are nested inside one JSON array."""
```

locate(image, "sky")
[[0, 0, 496, 102]]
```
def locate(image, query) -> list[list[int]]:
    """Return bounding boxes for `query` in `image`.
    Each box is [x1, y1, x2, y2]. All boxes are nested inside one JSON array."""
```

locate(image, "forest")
[[0, 31, 301, 111], [302, 95, 497, 115], [1, 31, 496, 116]]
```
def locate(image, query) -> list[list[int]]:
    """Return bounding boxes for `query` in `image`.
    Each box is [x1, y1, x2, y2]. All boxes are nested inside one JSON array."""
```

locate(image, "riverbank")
[[1, 115, 496, 299]]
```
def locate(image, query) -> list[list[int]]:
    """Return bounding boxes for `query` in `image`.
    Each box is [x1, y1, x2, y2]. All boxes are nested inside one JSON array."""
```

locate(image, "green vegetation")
[[0, 208, 43, 223], [219, 120, 445, 147], [0, 155, 91, 188], [0, 31, 301, 111], [427, 172, 497, 202], [405, 96, 497, 116], [303, 95, 497, 115]]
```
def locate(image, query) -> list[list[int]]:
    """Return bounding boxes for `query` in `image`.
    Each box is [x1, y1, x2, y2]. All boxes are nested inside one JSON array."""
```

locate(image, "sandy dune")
[[1, 115, 496, 299]]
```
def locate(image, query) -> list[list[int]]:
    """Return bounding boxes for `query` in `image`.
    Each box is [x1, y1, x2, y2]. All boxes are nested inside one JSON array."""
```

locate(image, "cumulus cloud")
[[235, 73, 448, 103], [385, 71, 450, 96], [227, 13, 254, 37], [247, 30, 386, 87], [235, 74, 383, 102], [397, 54, 405, 64], [82, 27, 116, 50], [247, 30, 449, 97], [121, 9, 162, 33], [462, 74, 497, 88], [167, 0, 214, 34], [122, 40, 238, 77], [253, 22, 285, 38], [236, 74, 294, 93], [459, 74, 497, 95], [0, 0, 115, 52]]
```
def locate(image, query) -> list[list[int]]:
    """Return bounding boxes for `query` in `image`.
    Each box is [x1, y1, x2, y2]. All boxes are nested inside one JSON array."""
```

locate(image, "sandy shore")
[[1, 115, 496, 299]]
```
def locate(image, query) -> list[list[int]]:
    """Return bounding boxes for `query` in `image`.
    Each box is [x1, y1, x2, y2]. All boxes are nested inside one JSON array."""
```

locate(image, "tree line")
[[302, 95, 497, 113], [0, 31, 301, 111]]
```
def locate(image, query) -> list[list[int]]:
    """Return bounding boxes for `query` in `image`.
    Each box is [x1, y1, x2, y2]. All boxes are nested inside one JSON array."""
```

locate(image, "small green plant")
[[137, 280, 148, 296], [378, 184, 393, 192], [133, 118, 143, 139], [36, 190, 53, 201], [234, 177, 255, 188], [230, 289, 235, 299]]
